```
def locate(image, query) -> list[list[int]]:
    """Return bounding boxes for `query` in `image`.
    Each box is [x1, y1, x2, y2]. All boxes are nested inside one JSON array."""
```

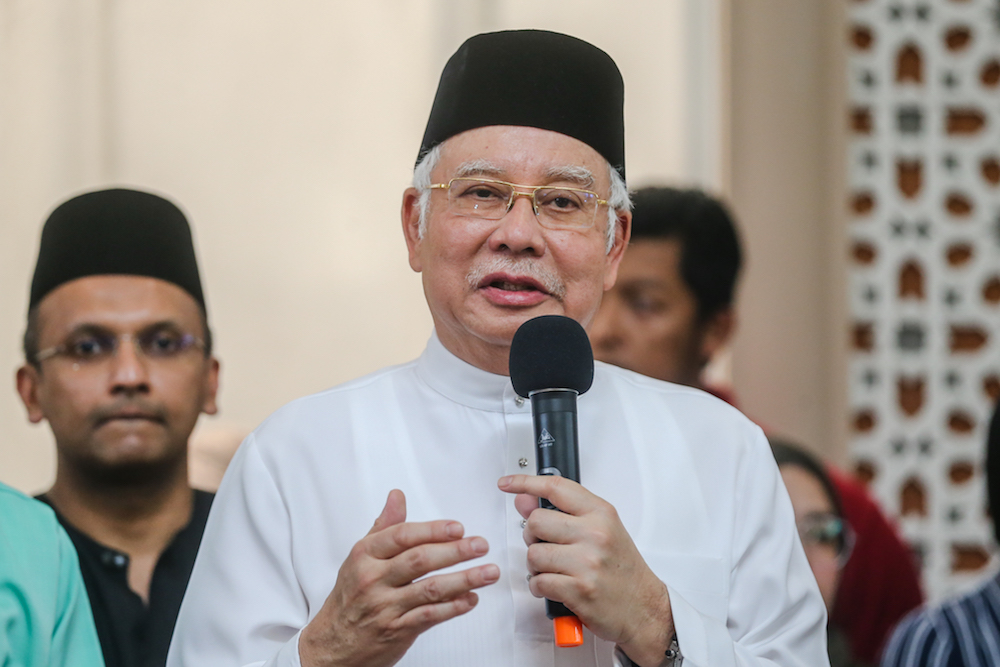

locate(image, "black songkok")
[[29, 188, 205, 310], [418, 29, 626, 181]]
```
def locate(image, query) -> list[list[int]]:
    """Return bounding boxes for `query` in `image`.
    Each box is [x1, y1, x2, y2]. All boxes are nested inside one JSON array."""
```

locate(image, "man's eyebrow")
[[64, 320, 183, 337], [454, 160, 506, 179], [65, 323, 114, 338], [545, 165, 596, 189]]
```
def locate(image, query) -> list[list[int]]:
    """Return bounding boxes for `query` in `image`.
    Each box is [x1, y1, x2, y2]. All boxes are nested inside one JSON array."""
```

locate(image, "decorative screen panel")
[[847, 0, 1000, 601]]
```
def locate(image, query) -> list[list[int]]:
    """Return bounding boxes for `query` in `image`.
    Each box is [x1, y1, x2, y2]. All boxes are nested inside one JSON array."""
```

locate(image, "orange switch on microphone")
[[553, 615, 584, 647]]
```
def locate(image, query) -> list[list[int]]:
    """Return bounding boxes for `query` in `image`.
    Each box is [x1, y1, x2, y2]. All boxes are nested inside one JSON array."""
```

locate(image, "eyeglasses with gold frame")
[[429, 177, 608, 230]]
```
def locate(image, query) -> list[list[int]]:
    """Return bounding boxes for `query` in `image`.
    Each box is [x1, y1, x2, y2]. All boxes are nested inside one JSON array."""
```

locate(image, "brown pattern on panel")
[[854, 409, 877, 433], [944, 26, 973, 51], [950, 325, 989, 352], [898, 160, 923, 198], [898, 377, 925, 416], [852, 107, 873, 133], [949, 462, 975, 484], [948, 410, 976, 434], [951, 544, 990, 572], [852, 241, 877, 264], [982, 59, 1000, 87], [983, 157, 1000, 185], [851, 191, 875, 215], [851, 25, 874, 50], [899, 260, 925, 299], [945, 193, 973, 216], [947, 108, 986, 135], [854, 460, 876, 485], [897, 43, 923, 83], [983, 276, 1000, 304], [854, 322, 875, 351], [946, 243, 973, 266], [984, 376, 1000, 401], [901, 477, 928, 516]]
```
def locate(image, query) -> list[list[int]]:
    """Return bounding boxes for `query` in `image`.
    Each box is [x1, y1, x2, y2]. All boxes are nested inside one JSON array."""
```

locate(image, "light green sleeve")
[[0, 484, 104, 667]]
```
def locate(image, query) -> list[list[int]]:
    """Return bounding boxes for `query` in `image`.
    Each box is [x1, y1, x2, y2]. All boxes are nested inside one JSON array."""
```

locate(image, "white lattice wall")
[[847, 0, 1000, 601]]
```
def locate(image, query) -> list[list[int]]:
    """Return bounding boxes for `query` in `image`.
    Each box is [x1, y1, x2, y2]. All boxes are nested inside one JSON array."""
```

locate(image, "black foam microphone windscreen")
[[509, 315, 594, 397]]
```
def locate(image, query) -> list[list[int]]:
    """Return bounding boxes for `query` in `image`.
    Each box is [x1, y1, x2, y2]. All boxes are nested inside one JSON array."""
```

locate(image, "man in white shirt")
[[167, 29, 828, 667]]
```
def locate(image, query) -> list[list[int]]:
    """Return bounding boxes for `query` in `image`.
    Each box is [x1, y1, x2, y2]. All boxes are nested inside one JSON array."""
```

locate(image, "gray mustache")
[[466, 257, 567, 300]]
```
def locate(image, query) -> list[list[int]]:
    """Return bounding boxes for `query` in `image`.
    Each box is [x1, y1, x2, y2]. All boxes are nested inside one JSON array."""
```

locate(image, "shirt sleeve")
[[50, 527, 106, 667], [167, 433, 306, 667], [663, 428, 830, 667]]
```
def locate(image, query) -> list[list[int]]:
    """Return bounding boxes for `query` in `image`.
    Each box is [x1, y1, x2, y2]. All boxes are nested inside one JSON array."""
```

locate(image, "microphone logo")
[[538, 429, 555, 447]]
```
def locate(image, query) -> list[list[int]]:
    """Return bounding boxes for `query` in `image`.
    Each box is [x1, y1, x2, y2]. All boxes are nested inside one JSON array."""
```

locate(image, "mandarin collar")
[[415, 331, 518, 412]]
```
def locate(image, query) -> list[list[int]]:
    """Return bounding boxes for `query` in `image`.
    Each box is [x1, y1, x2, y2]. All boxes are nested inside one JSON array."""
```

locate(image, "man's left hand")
[[498, 474, 674, 667]]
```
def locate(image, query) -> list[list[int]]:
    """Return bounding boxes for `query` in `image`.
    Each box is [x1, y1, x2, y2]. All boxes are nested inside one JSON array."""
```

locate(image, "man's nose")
[[108, 339, 152, 394], [487, 195, 546, 255]]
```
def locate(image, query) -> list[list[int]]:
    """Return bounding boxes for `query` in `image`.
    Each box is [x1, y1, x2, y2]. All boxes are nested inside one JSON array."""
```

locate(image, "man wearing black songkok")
[[16, 188, 220, 667], [168, 30, 827, 667]]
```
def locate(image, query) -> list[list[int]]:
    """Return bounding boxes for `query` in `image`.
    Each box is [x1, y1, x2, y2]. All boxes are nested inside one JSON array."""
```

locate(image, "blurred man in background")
[[15, 188, 220, 667], [590, 186, 924, 664]]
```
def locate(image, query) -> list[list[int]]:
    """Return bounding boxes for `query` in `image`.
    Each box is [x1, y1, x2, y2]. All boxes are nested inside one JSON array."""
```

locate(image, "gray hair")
[[412, 144, 630, 253]]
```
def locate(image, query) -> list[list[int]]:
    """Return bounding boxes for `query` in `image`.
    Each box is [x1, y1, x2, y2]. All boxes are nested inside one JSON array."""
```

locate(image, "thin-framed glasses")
[[429, 177, 608, 230], [797, 512, 856, 568], [34, 327, 205, 365]]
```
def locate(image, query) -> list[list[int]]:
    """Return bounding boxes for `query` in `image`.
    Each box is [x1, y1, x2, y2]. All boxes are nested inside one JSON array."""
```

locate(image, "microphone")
[[509, 315, 595, 648]]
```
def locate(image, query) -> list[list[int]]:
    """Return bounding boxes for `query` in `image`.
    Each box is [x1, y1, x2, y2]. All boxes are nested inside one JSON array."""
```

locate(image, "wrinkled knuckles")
[[348, 541, 371, 562], [402, 546, 431, 574], [576, 575, 600, 603], [353, 568, 384, 593], [419, 577, 445, 604], [392, 524, 417, 550]]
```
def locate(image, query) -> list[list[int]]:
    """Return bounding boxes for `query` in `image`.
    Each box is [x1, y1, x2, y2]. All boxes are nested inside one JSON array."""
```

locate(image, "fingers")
[[527, 571, 580, 604], [366, 518, 465, 559], [521, 505, 586, 547], [369, 489, 407, 534], [525, 541, 576, 577], [396, 591, 481, 634], [396, 563, 500, 611], [498, 474, 593, 515], [513, 492, 538, 520], [383, 536, 491, 586]]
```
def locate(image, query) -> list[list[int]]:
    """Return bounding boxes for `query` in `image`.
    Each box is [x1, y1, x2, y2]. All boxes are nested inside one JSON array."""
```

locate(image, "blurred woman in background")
[[770, 437, 865, 667]]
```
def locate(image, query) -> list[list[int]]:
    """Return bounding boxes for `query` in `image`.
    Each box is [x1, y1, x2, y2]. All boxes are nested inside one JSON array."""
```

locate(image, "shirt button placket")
[[503, 386, 537, 637]]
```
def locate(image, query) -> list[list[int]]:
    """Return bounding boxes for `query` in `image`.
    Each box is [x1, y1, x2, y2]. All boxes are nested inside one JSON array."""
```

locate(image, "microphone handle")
[[530, 389, 581, 622]]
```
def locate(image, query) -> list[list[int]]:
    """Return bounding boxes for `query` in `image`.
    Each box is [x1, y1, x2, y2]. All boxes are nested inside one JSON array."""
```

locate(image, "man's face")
[[16, 276, 219, 482], [590, 239, 719, 387], [402, 125, 629, 373]]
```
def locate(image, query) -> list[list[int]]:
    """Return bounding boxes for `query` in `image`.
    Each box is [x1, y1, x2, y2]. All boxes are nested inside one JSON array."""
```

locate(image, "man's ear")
[[200, 357, 221, 416], [401, 188, 424, 273], [603, 209, 632, 292], [16, 365, 46, 424], [699, 307, 737, 362]]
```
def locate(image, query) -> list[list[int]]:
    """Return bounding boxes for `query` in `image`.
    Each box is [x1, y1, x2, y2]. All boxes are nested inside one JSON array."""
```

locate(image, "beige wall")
[[0, 0, 725, 494], [728, 0, 848, 463]]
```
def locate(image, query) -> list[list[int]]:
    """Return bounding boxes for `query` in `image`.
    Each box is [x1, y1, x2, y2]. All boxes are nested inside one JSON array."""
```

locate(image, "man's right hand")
[[298, 489, 499, 667]]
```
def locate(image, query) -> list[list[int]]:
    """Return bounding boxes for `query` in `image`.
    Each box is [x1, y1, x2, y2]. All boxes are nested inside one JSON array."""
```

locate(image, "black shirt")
[[37, 490, 213, 667]]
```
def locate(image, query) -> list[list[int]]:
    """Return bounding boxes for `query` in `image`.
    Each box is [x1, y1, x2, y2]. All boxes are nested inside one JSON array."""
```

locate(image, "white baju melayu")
[[167, 333, 828, 667]]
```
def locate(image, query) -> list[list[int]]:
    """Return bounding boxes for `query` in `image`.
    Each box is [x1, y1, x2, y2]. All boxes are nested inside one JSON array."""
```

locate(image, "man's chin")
[[71, 442, 186, 488], [475, 307, 564, 347]]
